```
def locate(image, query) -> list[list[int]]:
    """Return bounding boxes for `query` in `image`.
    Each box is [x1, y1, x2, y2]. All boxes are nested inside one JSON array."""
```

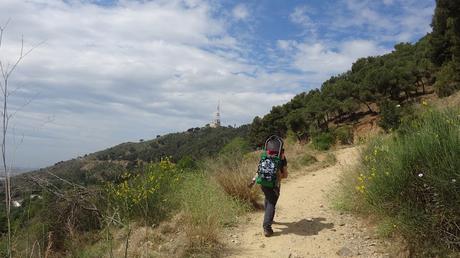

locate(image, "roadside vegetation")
[[337, 106, 459, 256]]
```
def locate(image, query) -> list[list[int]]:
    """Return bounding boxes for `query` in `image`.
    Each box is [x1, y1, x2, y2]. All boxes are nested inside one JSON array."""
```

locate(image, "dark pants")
[[261, 185, 280, 230]]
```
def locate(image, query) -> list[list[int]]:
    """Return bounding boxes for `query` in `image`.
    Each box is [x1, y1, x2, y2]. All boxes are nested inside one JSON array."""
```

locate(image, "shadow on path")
[[272, 217, 334, 236]]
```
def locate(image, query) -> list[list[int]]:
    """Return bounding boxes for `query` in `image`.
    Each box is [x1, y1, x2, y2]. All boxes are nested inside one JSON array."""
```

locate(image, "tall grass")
[[339, 107, 459, 255], [179, 172, 246, 256], [205, 152, 261, 208]]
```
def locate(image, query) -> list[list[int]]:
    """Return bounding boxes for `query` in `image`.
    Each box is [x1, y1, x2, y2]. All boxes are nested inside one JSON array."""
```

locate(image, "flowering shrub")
[[107, 158, 183, 223], [350, 108, 459, 253]]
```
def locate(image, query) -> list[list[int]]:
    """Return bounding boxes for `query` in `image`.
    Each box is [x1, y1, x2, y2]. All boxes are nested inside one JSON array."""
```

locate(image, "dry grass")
[[205, 152, 261, 207]]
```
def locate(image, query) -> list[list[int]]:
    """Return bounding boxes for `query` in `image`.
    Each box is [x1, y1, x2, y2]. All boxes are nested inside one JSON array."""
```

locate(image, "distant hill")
[[11, 125, 249, 196]]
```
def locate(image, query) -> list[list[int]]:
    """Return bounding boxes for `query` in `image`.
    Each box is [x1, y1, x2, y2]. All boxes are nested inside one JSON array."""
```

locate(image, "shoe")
[[263, 228, 273, 237]]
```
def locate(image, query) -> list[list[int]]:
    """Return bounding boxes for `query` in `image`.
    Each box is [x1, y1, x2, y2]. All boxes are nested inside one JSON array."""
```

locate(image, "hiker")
[[251, 135, 288, 237]]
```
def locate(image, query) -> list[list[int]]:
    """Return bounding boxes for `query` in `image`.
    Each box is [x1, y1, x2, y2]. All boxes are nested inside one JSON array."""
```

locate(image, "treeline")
[[250, 0, 460, 146], [94, 125, 249, 163]]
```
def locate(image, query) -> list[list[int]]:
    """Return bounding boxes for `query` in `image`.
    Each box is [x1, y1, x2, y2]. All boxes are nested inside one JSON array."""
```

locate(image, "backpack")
[[256, 135, 284, 188]]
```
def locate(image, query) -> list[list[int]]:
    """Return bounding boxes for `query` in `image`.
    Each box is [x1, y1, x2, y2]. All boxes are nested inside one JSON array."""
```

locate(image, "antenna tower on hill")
[[210, 100, 221, 128]]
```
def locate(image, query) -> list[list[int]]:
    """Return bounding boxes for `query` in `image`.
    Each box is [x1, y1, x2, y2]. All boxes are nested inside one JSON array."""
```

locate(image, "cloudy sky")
[[0, 0, 434, 168]]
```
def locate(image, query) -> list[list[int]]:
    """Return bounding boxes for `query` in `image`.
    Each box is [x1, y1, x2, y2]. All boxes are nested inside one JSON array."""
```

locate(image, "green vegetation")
[[250, 1, 460, 147], [311, 132, 335, 151], [377, 99, 401, 132], [249, 37, 436, 146], [95, 125, 249, 163], [179, 172, 246, 256], [333, 126, 353, 145], [338, 107, 459, 255], [107, 158, 183, 223]]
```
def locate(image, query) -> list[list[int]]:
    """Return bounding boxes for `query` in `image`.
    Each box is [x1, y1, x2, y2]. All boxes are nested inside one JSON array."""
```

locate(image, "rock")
[[320, 204, 324, 208], [337, 247, 354, 257], [259, 244, 265, 248], [331, 228, 337, 232], [312, 174, 316, 176], [339, 223, 345, 226]]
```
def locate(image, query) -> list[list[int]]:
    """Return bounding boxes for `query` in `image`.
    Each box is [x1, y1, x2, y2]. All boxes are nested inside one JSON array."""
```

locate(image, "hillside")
[[11, 125, 249, 196]]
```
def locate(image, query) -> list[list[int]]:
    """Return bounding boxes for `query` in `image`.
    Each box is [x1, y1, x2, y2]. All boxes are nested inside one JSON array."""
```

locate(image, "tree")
[[0, 21, 37, 258]]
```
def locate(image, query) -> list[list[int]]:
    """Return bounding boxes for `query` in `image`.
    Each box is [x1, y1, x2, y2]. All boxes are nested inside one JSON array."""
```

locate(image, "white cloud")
[[232, 4, 249, 21], [290, 6, 312, 26], [332, 0, 434, 43], [289, 5, 316, 36], [289, 40, 388, 83], [383, 0, 395, 5], [0, 0, 299, 167]]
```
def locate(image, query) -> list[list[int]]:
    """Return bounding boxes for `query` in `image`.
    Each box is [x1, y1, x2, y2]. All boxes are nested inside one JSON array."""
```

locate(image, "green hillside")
[[250, 0, 460, 146], [11, 125, 249, 195]]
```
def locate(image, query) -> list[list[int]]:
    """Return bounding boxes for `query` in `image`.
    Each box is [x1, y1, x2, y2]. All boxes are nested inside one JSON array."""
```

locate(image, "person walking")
[[251, 135, 288, 237]]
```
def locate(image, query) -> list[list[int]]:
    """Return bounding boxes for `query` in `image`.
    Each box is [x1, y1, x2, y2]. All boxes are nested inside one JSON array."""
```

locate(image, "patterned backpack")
[[256, 135, 284, 188]]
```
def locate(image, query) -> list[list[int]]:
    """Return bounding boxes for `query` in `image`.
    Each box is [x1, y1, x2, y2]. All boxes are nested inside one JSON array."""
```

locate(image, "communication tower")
[[210, 101, 221, 128]]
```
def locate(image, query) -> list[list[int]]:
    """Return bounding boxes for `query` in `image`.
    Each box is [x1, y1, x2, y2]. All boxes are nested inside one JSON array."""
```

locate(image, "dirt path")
[[224, 147, 390, 258]]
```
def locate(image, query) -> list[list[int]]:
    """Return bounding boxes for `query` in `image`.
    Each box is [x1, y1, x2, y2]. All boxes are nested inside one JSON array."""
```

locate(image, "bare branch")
[[5, 40, 44, 80], [46, 171, 88, 190]]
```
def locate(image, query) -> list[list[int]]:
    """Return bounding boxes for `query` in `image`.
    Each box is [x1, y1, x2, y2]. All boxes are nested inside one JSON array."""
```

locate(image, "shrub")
[[342, 108, 460, 254], [434, 62, 460, 97], [107, 158, 182, 223], [312, 132, 335, 150], [298, 154, 317, 167], [219, 137, 251, 156], [334, 126, 353, 145], [378, 99, 401, 132]]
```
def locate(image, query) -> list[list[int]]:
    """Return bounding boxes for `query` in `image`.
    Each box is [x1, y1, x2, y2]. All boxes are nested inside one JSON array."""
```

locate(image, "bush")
[[434, 62, 460, 97], [298, 154, 317, 167], [107, 158, 182, 223], [312, 132, 335, 150], [219, 137, 251, 156], [334, 126, 353, 145], [342, 108, 460, 254], [378, 99, 401, 132]]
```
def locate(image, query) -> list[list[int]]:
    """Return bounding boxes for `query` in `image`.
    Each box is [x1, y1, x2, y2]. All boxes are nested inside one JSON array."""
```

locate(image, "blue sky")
[[0, 0, 434, 168]]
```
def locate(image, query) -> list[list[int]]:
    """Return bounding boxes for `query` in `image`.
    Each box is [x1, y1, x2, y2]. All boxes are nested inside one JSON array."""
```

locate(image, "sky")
[[0, 0, 435, 168]]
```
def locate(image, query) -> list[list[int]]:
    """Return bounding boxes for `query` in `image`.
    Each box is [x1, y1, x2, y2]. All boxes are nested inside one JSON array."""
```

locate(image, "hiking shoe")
[[263, 228, 273, 237]]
